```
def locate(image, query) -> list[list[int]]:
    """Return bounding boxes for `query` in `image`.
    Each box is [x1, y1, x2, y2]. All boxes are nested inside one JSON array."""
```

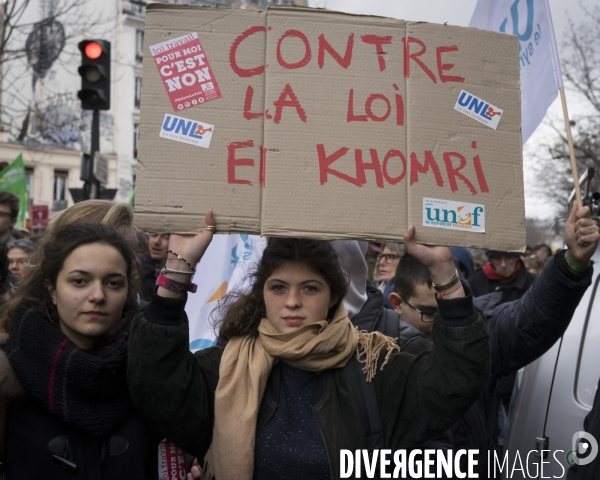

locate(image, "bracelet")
[[161, 267, 195, 276], [431, 269, 460, 292], [166, 250, 196, 272], [564, 250, 591, 273], [436, 283, 462, 300], [157, 273, 197, 294]]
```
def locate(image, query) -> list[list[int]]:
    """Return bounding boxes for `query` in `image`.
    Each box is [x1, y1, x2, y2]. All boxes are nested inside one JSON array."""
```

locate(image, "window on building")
[[25, 167, 34, 198], [25, 167, 34, 222], [133, 123, 139, 158], [53, 170, 68, 211], [136, 30, 144, 62], [135, 77, 142, 109]]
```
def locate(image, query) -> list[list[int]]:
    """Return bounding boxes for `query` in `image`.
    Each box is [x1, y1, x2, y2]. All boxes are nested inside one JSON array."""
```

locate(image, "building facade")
[[0, 0, 306, 225]]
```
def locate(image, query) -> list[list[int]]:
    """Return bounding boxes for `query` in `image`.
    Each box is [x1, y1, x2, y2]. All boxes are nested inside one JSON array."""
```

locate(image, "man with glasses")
[[0, 192, 19, 245], [388, 253, 437, 342], [467, 250, 535, 303]]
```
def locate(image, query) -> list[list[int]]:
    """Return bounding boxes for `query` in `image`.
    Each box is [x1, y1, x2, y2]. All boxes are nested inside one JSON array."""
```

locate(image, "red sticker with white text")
[[150, 32, 222, 112]]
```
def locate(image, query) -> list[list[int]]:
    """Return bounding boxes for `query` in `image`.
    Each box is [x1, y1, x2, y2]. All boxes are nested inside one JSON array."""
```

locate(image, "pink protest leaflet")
[[149, 32, 222, 112]]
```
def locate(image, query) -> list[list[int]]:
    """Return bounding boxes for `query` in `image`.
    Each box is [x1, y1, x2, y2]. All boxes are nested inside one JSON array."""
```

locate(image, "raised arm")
[[487, 203, 600, 378], [127, 212, 220, 457]]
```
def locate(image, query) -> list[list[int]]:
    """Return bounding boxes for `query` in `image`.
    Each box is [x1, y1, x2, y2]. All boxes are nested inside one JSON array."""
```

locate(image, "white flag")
[[186, 234, 263, 351], [469, 0, 563, 144]]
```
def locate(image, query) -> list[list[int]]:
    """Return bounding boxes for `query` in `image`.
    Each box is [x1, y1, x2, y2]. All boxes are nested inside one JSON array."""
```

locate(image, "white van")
[[505, 246, 600, 478]]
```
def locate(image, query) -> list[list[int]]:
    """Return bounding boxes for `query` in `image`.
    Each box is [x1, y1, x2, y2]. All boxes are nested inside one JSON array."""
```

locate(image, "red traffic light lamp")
[[84, 41, 103, 60], [77, 39, 110, 111]]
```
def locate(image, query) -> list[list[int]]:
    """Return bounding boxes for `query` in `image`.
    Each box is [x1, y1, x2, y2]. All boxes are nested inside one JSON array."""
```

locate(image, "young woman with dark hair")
[[128, 213, 491, 480], [0, 223, 160, 479], [216, 237, 349, 341]]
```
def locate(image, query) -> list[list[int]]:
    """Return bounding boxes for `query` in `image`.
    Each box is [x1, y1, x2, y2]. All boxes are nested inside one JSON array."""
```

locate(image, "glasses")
[[376, 253, 400, 265], [402, 298, 437, 323]]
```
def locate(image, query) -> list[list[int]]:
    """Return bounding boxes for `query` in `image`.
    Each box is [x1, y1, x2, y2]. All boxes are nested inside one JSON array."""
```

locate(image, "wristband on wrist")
[[436, 283, 462, 300], [157, 272, 197, 294], [431, 269, 460, 292], [564, 250, 591, 273], [161, 266, 195, 276], [166, 250, 196, 272]]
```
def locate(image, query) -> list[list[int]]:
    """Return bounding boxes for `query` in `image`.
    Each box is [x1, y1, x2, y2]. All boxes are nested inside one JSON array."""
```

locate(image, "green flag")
[[0, 154, 28, 227]]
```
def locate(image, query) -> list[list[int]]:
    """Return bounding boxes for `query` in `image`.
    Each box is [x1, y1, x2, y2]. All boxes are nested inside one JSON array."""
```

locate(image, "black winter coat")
[[352, 285, 453, 454], [451, 251, 593, 476], [4, 397, 160, 480], [127, 288, 491, 480]]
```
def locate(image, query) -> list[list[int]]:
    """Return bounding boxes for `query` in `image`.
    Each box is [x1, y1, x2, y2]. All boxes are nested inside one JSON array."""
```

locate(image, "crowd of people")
[[0, 190, 599, 479]]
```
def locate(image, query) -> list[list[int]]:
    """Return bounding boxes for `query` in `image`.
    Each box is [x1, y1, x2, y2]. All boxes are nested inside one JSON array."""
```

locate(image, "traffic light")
[[77, 40, 111, 110]]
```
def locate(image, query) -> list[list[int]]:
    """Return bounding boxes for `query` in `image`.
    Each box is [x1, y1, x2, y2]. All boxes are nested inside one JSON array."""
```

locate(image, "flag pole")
[[559, 88, 582, 207], [543, 0, 582, 207]]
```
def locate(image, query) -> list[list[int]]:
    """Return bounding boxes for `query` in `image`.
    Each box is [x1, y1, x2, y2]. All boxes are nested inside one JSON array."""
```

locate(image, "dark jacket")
[[451, 251, 593, 475], [467, 259, 535, 303], [568, 377, 600, 480], [4, 397, 160, 480], [352, 285, 452, 453], [128, 289, 490, 480]]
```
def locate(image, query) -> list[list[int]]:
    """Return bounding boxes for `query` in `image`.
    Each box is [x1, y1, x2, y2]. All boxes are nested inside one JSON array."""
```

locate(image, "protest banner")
[[0, 154, 27, 228], [469, 0, 583, 206], [135, 5, 525, 251], [469, 0, 562, 145], [186, 234, 264, 351]]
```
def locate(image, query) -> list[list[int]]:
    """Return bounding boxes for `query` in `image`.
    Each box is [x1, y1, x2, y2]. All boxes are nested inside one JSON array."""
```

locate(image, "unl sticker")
[[423, 198, 485, 233], [160, 114, 214, 148], [150, 32, 222, 112], [454, 90, 503, 130]]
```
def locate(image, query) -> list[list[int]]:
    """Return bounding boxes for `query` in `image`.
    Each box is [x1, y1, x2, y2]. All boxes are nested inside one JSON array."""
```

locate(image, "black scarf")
[[5, 305, 133, 439]]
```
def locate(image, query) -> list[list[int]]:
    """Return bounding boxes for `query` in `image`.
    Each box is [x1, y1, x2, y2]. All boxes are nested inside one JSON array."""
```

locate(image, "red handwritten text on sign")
[[225, 27, 486, 196], [150, 32, 222, 112]]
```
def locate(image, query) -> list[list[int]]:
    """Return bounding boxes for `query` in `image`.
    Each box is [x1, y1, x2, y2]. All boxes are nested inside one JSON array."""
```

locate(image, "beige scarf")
[[202, 305, 399, 480]]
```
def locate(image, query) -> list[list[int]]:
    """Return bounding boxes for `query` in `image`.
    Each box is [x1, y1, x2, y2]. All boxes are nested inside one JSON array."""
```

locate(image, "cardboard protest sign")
[[135, 4, 525, 251]]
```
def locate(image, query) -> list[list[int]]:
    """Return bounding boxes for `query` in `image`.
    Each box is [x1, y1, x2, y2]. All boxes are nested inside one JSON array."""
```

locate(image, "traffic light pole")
[[83, 109, 101, 200], [78, 39, 110, 201]]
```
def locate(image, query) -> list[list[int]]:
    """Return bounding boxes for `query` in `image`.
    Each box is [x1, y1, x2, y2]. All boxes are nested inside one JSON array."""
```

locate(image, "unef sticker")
[[159, 114, 214, 149], [454, 90, 503, 130], [150, 32, 222, 112], [423, 198, 485, 233]]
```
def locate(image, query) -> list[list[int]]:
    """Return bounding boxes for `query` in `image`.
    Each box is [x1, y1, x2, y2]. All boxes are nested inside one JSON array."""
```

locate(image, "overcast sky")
[[307, 0, 599, 220]]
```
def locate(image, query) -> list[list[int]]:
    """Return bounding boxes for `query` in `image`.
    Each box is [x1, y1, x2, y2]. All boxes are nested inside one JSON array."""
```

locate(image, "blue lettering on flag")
[[190, 338, 217, 351], [231, 245, 240, 267]]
